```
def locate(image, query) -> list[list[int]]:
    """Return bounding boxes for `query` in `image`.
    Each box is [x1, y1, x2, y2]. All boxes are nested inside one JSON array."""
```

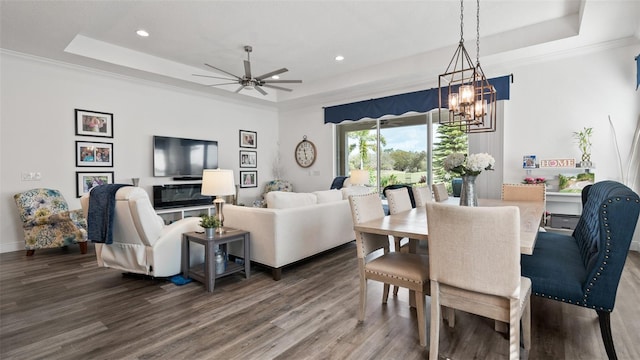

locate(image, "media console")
[[156, 204, 214, 225]]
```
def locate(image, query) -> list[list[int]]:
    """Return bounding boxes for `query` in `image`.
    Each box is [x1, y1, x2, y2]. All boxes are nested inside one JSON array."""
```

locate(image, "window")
[[336, 111, 468, 194]]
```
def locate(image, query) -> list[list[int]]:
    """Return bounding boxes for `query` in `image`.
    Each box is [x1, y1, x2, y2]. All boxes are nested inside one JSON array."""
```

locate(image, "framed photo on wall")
[[76, 141, 113, 167], [75, 109, 113, 138], [240, 171, 258, 188], [76, 171, 114, 198], [239, 150, 257, 168], [523, 155, 537, 169], [239, 130, 257, 148]]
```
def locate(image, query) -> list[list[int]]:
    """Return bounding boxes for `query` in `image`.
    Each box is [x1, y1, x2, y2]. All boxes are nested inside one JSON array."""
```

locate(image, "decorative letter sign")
[[539, 158, 576, 168]]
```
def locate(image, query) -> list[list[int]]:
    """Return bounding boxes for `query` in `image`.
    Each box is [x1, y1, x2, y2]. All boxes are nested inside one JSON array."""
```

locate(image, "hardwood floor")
[[1, 243, 638, 360]]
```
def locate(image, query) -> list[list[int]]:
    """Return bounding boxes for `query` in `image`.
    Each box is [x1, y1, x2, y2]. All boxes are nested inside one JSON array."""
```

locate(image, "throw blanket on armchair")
[[88, 184, 131, 244]]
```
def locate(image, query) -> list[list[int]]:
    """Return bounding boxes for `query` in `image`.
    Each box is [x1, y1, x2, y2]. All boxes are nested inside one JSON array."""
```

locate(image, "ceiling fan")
[[193, 45, 302, 95]]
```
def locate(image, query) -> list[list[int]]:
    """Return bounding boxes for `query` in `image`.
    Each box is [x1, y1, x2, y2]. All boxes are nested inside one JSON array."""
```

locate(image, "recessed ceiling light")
[[335, 55, 344, 61], [136, 29, 149, 37], [271, 75, 280, 79]]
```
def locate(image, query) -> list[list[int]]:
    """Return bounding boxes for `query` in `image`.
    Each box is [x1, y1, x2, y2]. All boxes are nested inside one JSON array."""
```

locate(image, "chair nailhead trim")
[[366, 270, 422, 284], [583, 196, 633, 307]]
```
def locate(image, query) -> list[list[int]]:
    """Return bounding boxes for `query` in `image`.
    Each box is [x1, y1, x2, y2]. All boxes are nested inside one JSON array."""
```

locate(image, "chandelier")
[[438, 0, 496, 133]]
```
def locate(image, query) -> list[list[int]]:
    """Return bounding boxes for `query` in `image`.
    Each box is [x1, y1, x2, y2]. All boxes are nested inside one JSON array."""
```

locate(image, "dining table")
[[354, 198, 545, 255], [353, 197, 546, 321]]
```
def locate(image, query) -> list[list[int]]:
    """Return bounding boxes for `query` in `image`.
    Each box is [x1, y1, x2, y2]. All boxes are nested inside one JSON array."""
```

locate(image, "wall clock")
[[295, 136, 317, 168]]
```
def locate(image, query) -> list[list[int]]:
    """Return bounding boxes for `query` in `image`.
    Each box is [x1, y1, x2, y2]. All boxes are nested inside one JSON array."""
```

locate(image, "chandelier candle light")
[[201, 169, 236, 234], [444, 152, 495, 206], [438, 0, 497, 133]]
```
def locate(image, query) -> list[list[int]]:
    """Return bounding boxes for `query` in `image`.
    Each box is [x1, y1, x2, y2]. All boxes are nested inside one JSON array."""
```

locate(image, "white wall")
[[502, 44, 640, 186], [1, 52, 279, 253], [278, 106, 336, 192]]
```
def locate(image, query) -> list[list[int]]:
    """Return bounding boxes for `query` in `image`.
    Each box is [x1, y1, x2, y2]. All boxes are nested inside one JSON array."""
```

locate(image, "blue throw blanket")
[[330, 176, 349, 189], [88, 184, 131, 244]]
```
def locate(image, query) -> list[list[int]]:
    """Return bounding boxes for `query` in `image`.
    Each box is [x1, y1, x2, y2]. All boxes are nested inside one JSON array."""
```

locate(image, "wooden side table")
[[182, 228, 250, 292]]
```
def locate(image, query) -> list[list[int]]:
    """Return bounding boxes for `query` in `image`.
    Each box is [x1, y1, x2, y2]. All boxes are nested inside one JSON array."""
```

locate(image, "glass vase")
[[460, 174, 478, 207]]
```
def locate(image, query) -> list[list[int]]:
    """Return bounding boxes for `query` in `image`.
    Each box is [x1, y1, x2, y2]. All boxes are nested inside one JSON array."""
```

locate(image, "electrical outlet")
[[21, 172, 41, 181]]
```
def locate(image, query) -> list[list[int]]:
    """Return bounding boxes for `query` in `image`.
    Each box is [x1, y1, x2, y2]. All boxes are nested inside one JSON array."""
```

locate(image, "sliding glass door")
[[337, 112, 467, 194]]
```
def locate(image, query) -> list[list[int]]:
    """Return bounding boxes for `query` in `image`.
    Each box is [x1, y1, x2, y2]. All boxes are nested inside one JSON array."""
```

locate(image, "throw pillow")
[[313, 189, 343, 204], [265, 191, 318, 209]]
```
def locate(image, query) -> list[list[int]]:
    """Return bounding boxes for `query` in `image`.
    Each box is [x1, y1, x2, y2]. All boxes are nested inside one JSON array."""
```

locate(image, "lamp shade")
[[350, 169, 369, 185], [201, 169, 235, 196]]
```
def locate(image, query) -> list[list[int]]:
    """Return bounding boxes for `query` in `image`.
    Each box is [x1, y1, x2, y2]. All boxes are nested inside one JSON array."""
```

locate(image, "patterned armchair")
[[263, 179, 293, 194], [13, 188, 88, 256]]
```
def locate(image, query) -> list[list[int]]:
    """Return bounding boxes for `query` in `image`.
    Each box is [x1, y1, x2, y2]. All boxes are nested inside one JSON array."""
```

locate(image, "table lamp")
[[201, 169, 236, 234], [350, 169, 369, 186]]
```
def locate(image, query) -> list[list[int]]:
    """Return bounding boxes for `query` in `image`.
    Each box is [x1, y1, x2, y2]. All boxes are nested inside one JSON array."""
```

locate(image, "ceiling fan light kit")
[[194, 45, 302, 95], [438, 0, 497, 133]]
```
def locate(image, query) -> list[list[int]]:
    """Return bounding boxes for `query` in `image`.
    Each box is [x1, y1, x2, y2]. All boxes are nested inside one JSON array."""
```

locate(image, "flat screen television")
[[153, 135, 218, 179]]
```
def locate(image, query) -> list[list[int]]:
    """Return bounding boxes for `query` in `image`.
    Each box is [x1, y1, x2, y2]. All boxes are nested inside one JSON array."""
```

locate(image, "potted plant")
[[199, 214, 221, 238], [572, 127, 593, 167]]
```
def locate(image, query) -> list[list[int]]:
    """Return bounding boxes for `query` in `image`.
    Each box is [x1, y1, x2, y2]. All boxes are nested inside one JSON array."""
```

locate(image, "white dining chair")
[[349, 192, 431, 346], [502, 183, 546, 230], [501, 183, 546, 202], [412, 186, 433, 207], [432, 183, 449, 202], [425, 202, 531, 360], [385, 187, 414, 296]]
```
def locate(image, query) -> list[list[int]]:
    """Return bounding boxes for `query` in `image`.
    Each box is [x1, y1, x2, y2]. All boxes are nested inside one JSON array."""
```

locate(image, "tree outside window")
[[432, 124, 468, 192]]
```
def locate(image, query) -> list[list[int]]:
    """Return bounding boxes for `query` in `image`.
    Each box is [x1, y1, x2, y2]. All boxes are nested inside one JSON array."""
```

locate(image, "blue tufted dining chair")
[[13, 188, 88, 256], [521, 181, 640, 360]]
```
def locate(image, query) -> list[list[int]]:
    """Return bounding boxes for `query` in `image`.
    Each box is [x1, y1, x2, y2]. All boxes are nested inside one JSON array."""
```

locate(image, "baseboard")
[[0, 241, 23, 254]]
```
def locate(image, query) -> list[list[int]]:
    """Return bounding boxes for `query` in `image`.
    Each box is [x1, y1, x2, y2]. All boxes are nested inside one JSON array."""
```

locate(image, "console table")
[[182, 228, 250, 292]]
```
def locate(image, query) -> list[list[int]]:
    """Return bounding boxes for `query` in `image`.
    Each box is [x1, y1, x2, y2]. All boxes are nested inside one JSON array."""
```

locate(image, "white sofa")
[[224, 188, 372, 280]]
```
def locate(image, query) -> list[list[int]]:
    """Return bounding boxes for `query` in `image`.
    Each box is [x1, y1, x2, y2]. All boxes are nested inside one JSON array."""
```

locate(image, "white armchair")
[[81, 186, 204, 277]]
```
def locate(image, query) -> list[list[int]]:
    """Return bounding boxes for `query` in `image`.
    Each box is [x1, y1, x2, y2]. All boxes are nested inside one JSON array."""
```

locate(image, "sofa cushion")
[[266, 191, 317, 209], [313, 189, 343, 204], [341, 186, 374, 200]]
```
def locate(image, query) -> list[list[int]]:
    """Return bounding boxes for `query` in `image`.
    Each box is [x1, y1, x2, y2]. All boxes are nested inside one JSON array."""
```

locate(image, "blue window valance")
[[324, 75, 511, 124]]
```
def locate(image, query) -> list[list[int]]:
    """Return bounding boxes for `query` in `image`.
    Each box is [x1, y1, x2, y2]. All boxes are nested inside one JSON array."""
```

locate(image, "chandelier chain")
[[438, 0, 497, 133], [460, 0, 464, 43], [476, 0, 480, 65]]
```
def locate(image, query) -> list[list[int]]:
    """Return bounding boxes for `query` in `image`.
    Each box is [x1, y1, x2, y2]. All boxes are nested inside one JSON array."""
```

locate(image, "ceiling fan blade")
[[234, 85, 245, 93], [204, 63, 242, 80], [263, 79, 303, 84], [262, 84, 293, 92], [193, 74, 237, 81], [244, 60, 252, 79], [206, 82, 242, 87], [255, 86, 268, 95], [255, 68, 288, 81]]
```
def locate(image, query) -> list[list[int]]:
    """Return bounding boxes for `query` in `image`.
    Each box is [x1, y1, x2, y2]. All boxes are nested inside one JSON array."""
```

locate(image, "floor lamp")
[[201, 169, 236, 234]]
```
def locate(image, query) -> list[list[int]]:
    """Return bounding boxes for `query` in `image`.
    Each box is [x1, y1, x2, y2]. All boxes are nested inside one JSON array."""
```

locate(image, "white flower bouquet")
[[444, 152, 495, 176]]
